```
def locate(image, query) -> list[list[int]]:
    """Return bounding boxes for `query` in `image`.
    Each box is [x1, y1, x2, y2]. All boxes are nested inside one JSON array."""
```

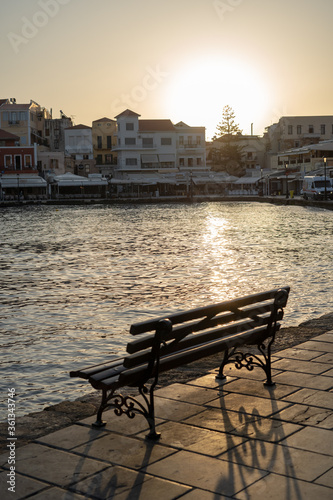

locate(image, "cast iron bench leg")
[[92, 389, 108, 428], [145, 386, 161, 441], [216, 350, 229, 380]]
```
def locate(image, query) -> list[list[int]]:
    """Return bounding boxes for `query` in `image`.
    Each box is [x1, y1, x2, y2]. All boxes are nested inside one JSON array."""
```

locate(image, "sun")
[[164, 56, 270, 140]]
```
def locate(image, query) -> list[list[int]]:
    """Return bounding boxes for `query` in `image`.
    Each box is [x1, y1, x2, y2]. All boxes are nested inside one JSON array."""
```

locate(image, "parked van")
[[302, 176, 333, 200]]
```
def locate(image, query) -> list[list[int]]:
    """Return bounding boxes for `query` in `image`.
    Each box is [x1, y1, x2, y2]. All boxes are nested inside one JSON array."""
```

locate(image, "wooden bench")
[[70, 287, 290, 439]]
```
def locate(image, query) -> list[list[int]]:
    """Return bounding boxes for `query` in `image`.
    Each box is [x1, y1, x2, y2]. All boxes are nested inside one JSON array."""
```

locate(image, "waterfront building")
[[114, 109, 206, 175], [64, 124, 97, 176], [92, 117, 117, 174], [38, 111, 73, 177], [44, 110, 73, 152], [174, 121, 206, 170], [0, 128, 36, 171], [0, 98, 51, 147], [207, 134, 266, 174], [265, 115, 333, 169], [276, 139, 333, 174], [0, 127, 46, 201]]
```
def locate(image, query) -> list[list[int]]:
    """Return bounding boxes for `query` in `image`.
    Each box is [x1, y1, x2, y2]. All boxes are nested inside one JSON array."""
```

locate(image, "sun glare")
[[165, 57, 270, 139]]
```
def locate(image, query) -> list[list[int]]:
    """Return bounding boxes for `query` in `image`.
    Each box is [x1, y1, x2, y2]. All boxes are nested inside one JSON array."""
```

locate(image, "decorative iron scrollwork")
[[234, 351, 266, 372]]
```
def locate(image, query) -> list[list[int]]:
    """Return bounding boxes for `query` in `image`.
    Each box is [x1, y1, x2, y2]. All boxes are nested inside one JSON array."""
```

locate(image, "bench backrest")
[[124, 287, 290, 371]]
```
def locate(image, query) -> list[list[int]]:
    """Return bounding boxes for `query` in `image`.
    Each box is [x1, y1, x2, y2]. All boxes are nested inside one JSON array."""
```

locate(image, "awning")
[[158, 154, 175, 162], [234, 176, 261, 185], [52, 173, 107, 186], [141, 154, 158, 163], [1, 175, 47, 188]]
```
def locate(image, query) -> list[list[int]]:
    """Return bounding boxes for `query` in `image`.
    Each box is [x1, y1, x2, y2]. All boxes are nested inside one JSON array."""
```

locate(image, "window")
[[20, 111, 27, 121], [188, 136, 193, 144], [24, 155, 32, 167], [161, 137, 172, 146], [54, 140, 59, 149], [188, 158, 193, 167], [15, 155, 22, 169], [97, 136, 102, 149], [288, 125, 293, 135], [179, 158, 184, 166], [50, 158, 58, 169], [5, 155, 12, 167], [107, 136, 112, 148], [321, 124, 326, 135], [142, 138, 153, 147], [179, 136, 184, 145], [196, 136, 201, 145], [10, 112, 17, 124], [125, 137, 136, 145], [297, 125, 302, 134], [2, 111, 8, 121], [309, 125, 314, 133], [126, 158, 137, 166], [126, 122, 134, 131], [196, 158, 201, 166], [96, 154, 102, 164], [20, 136, 27, 145]]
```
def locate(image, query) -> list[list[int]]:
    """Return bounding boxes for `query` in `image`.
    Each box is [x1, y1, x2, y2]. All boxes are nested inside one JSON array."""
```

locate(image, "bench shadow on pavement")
[[67, 425, 159, 499], [213, 383, 303, 499]]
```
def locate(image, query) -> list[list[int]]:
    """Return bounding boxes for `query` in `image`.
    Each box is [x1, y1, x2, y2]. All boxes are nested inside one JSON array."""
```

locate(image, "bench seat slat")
[[86, 364, 129, 382], [123, 313, 282, 369], [129, 288, 288, 335], [127, 303, 275, 354], [70, 358, 124, 379]]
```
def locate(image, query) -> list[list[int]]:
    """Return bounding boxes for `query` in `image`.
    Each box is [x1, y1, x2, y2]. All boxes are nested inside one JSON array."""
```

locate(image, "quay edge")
[[0, 196, 333, 210]]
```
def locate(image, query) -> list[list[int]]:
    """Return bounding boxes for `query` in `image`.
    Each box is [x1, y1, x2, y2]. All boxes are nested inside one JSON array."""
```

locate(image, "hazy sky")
[[1, 0, 333, 139]]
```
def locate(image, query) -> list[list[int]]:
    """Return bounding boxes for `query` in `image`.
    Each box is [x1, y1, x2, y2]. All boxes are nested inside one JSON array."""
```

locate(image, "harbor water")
[[1, 201, 332, 418]]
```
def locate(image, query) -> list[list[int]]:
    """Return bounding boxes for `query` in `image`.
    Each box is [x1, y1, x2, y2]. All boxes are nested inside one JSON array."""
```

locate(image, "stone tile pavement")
[[1, 332, 332, 499]]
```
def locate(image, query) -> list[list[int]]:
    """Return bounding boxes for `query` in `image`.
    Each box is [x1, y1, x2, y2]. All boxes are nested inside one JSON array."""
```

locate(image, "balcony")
[[177, 142, 202, 149], [8, 120, 20, 125]]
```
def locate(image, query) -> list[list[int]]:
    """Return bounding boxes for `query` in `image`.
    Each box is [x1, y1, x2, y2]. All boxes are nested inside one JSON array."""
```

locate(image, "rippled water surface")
[[1, 202, 332, 417]]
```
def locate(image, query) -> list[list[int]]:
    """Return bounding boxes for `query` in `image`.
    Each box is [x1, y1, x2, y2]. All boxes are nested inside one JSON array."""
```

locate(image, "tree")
[[211, 106, 245, 176], [210, 140, 245, 176], [215, 105, 242, 138]]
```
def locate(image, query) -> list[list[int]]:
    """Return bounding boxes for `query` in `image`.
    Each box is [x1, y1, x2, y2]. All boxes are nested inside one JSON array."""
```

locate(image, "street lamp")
[[17, 173, 20, 202], [285, 163, 289, 199], [323, 157, 327, 201]]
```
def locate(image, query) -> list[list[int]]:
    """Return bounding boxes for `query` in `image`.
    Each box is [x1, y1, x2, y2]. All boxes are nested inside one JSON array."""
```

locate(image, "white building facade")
[[114, 109, 206, 174], [64, 124, 96, 175]]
